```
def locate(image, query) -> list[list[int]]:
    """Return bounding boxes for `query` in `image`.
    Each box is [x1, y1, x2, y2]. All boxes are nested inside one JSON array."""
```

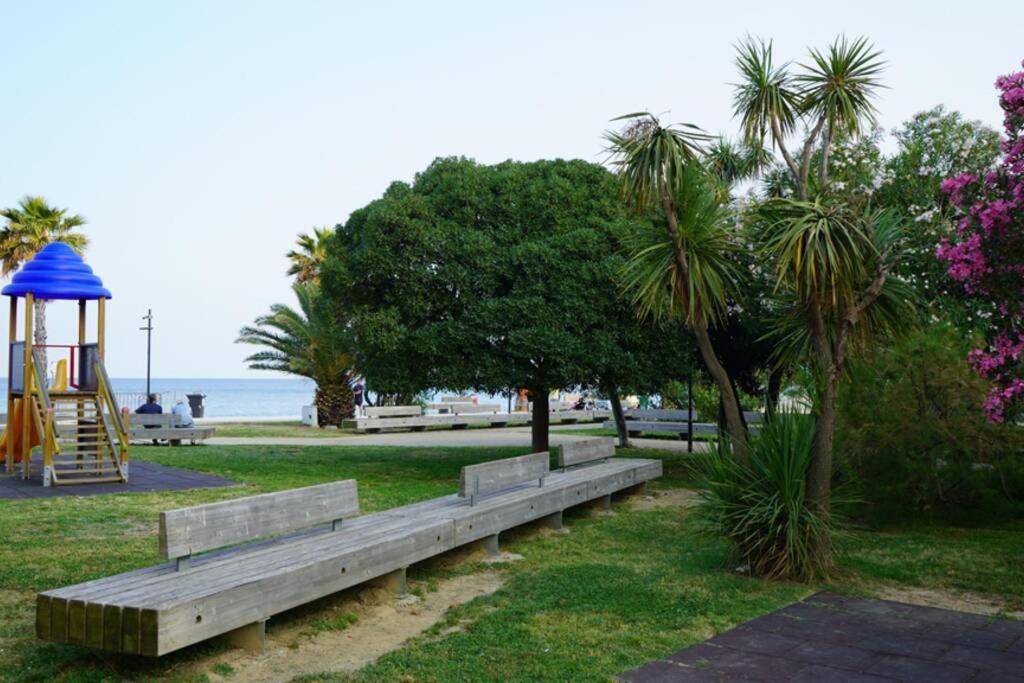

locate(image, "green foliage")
[[795, 36, 884, 140], [237, 282, 356, 425], [732, 36, 799, 147], [837, 325, 1024, 522], [286, 226, 333, 283], [619, 161, 744, 326], [0, 195, 88, 276], [323, 157, 693, 401], [693, 412, 842, 580]]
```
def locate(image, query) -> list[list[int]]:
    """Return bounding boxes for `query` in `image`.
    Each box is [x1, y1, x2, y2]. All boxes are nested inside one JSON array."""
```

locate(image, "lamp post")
[[140, 309, 153, 396]]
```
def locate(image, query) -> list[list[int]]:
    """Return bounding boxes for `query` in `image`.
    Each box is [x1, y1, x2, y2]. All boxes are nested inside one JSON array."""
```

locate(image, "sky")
[[0, 0, 1019, 378]]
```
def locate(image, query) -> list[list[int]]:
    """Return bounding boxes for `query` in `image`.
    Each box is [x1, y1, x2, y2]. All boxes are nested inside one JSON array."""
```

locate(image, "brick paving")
[[621, 592, 1024, 682], [0, 456, 235, 498]]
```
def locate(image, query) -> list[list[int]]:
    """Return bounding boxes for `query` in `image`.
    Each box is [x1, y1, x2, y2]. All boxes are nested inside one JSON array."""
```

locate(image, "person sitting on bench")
[[135, 394, 163, 423], [172, 398, 194, 428]]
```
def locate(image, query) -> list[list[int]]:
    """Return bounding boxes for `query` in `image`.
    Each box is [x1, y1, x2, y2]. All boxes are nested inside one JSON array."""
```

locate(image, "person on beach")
[[172, 398, 195, 427], [353, 379, 365, 417]]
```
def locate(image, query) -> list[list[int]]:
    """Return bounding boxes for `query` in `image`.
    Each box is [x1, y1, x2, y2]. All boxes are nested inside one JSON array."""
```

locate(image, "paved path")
[[620, 591, 1024, 682], [207, 424, 707, 452]]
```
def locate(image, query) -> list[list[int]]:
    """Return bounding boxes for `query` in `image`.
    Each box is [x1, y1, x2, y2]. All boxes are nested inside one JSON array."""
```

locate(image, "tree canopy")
[[321, 156, 693, 449]]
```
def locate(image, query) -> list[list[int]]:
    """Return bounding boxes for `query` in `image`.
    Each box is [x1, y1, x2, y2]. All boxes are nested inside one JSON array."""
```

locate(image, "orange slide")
[[0, 398, 41, 462]]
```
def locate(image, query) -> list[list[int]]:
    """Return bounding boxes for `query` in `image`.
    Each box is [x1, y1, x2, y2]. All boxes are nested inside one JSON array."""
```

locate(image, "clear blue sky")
[[1, 0, 1019, 378]]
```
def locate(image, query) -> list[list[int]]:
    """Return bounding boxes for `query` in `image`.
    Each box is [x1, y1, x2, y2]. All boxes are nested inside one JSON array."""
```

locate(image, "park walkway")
[[620, 592, 1024, 682], [206, 424, 707, 452]]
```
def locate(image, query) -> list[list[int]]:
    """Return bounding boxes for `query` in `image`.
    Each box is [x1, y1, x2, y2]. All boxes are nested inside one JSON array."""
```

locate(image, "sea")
[[0, 377, 317, 419]]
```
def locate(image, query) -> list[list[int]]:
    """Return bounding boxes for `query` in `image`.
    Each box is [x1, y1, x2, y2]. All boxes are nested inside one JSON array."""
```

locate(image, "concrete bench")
[[363, 405, 422, 418], [129, 414, 215, 445], [36, 446, 661, 656], [606, 409, 762, 438]]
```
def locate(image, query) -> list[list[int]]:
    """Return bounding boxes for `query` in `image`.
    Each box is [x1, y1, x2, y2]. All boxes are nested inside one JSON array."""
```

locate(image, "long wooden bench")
[[129, 414, 215, 445], [36, 441, 660, 656], [363, 405, 422, 418], [343, 409, 612, 433]]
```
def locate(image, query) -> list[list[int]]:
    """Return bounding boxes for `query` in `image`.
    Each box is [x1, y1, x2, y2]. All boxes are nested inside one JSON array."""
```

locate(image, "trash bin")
[[186, 393, 206, 418]]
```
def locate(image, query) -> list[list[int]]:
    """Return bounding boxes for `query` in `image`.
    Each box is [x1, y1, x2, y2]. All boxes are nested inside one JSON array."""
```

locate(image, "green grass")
[[0, 444, 1019, 682], [207, 421, 355, 438]]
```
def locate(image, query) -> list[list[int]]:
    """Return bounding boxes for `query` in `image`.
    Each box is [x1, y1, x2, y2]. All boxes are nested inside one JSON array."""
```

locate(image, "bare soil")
[[629, 488, 698, 511], [875, 585, 1024, 620], [197, 571, 506, 683]]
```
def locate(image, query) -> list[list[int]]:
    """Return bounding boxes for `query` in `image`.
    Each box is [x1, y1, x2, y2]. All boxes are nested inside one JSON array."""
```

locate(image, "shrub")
[[837, 324, 1024, 522], [692, 412, 841, 581]]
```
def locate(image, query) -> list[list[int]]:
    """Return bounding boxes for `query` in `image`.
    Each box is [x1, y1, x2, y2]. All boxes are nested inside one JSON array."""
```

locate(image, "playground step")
[[52, 464, 121, 474], [52, 475, 124, 485]]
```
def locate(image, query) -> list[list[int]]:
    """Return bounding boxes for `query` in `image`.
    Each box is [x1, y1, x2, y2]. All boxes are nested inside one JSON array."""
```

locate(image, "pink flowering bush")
[[938, 61, 1024, 422]]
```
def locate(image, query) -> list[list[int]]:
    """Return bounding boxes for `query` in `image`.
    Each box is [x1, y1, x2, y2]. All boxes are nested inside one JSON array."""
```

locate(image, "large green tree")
[[323, 157, 689, 451], [0, 195, 89, 371]]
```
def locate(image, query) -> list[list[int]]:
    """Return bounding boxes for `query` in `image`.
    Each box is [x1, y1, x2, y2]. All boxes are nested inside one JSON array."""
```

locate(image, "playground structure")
[[1, 242, 129, 486]]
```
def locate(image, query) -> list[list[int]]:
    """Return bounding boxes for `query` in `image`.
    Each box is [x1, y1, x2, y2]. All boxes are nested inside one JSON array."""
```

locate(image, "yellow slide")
[[0, 398, 41, 462], [50, 358, 68, 392]]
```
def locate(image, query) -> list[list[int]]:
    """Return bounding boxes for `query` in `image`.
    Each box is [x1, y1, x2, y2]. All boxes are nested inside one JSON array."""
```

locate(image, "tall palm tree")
[[237, 282, 356, 426], [0, 196, 89, 371], [286, 226, 333, 283], [606, 113, 749, 457]]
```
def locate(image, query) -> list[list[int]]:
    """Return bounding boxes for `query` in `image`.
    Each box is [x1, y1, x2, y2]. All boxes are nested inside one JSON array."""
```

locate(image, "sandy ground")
[[207, 423, 707, 452], [874, 585, 1024, 620], [195, 571, 506, 683]]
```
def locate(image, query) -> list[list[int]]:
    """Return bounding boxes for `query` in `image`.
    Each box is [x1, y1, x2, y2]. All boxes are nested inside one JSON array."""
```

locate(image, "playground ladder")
[[30, 349, 129, 486]]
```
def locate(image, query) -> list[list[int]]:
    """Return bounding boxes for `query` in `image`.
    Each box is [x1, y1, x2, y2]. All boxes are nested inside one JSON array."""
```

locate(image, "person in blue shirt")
[[353, 380, 365, 417], [135, 394, 162, 443], [135, 394, 162, 417]]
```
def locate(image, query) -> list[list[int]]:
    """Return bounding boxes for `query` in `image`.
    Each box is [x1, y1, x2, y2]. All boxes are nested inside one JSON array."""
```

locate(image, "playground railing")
[[94, 362, 129, 463], [29, 351, 59, 469]]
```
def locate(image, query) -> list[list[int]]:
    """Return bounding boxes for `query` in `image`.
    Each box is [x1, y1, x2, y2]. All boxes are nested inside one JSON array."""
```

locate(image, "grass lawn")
[[0, 444, 1019, 682], [204, 421, 356, 438]]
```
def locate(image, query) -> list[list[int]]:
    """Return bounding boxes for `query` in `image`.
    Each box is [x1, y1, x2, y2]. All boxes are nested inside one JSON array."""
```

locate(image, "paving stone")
[[620, 660, 709, 682], [666, 643, 726, 667], [969, 671, 1024, 683], [788, 664, 894, 682], [699, 649, 798, 680], [856, 633, 954, 659], [708, 628, 802, 655], [866, 654, 977, 682], [786, 640, 879, 672], [924, 624, 1018, 650], [940, 644, 1024, 674]]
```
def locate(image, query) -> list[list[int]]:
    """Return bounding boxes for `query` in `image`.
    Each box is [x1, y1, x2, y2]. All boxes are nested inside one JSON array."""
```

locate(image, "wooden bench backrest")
[[130, 413, 181, 427], [558, 438, 615, 468], [451, 403, 501, 415], [441, 396, 474, 403], [627, 409, 698, 422], [159, 480, 359, 560], [364, 405, 422, 418], [459, 452, 549, 499]]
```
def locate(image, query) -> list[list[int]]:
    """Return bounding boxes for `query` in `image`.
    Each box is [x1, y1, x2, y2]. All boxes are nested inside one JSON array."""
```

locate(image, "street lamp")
[[140, 309, 153, 396]]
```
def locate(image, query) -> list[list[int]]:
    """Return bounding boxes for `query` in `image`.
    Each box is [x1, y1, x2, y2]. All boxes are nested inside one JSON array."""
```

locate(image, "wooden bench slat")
[[364, 405, 422, 418], [557, 438, 616, 468], [458, 452, 549, 499], [159, 479, 358, 560]]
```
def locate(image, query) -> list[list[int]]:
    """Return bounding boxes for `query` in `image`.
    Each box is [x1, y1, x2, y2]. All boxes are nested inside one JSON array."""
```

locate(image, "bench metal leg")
[[544, 510, 563, 531], [225, 619, 267, 654], [370, 566, 407, 595], [594, 494, 612, 512]]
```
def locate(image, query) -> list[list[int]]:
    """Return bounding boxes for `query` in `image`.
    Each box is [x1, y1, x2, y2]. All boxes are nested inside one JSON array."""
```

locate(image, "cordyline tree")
[[606, 116, 751, 459], [938, 60, 1024, 423], [736, 35, 915, 545], [322, 157, 691, 451]]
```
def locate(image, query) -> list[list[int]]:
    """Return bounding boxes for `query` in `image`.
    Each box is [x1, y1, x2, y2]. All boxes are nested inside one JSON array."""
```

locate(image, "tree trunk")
[[33, 299, 47, 376], [315, 383, 354, 427], [807, 371, 838, 516], [693, 321, 747, 459], [531, 389, 549, 453], [606, 383, 630, 448], [765, 366, 783, 419]]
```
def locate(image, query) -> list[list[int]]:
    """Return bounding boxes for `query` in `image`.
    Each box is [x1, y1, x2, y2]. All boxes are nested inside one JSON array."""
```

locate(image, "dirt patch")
[[629, 488, 698, 511], [197, 571, 505, 683], [875, 585, 1024, 619], [0, 589, 32, 607], [481, 551, 524, 565]]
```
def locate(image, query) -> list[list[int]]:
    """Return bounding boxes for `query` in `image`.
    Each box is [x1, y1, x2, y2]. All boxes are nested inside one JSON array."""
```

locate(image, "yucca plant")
[[692, 411, 844, 580]]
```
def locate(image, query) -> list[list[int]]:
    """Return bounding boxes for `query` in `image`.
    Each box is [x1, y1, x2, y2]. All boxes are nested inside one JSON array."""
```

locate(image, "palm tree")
[[0, 196, 89, 371], [606, 113, 749, 457], [237, 282, 356, 426], [286, 227, 333, 283]]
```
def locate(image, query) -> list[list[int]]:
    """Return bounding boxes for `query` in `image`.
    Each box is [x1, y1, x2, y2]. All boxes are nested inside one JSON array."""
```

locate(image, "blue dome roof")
[[2, 242, 111, 300]]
